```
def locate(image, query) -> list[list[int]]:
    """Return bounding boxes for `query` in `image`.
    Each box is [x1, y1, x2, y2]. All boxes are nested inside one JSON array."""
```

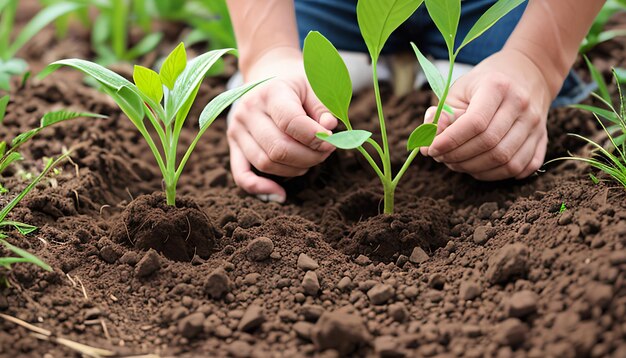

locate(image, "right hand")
[[227, 47, 338, 203]]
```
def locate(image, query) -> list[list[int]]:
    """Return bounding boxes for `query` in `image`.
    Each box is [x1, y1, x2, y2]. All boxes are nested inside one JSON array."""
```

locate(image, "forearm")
[[226, 0, 301, 80], [504, 0, 605, 98]]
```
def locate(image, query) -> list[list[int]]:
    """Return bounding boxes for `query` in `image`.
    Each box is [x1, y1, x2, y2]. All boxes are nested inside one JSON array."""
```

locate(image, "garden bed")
[[1, 4, 626, 358]]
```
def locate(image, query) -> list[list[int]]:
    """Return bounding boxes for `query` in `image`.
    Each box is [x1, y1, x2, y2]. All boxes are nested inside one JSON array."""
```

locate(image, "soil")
[[2, 3, 626, 358]]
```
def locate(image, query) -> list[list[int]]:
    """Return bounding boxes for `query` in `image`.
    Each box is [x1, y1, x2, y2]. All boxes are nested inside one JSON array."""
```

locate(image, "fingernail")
[[424, 107, 436, 123], [433, 157, 441, 163], [256, 194, 269, 202], [267, 194, 286, 203]]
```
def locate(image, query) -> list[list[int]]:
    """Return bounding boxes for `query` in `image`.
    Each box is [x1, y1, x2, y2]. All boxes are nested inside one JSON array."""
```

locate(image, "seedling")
[[40, 43, 266, 205], [559, 203, 567, 213], [303, 0, 524, 213], [0, 107, 101, 279], [549, 58, 626, 188], [0, 0, 84, 90]]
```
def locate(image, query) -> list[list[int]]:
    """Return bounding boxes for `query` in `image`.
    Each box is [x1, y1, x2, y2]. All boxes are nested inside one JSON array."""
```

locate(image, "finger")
[[443, 119, 531, 173], [420, 106, 461, 156], [229, 138, 287, 202], [245, 111, 332, 168], [303, 87, 338, 130], [516, 132, 547, 179], [266, 86, 335, 152], [428, 80, 507, 157], [230, 122, 308, 177], [435, 96, 522, 163], [470, 130, 541, 181]]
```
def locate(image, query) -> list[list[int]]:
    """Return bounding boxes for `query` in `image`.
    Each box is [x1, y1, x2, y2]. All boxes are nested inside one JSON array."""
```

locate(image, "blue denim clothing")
[[294, 0, 595, 107]]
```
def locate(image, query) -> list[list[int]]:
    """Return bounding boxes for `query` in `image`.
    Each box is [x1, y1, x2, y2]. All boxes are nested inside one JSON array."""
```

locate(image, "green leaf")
[[160, 42, 187, 90], [0, 152, 22, 173], [8, 2, 83, 59], [570, 104, 619, 124], [584, 55, 610, 103], [425, 0, 461, 54], [303, 31, 352, 127], [411, 42, 445, 99], [0, 221, 37, 235], [0, 238, 52, 271], [104, 85, 145, 126], [39, 59, 165, 119], [356, 0, 424, 61], [615, 68, 626, 84], [457, 0, 525, 52], [134, 65, 164, 104], [407, 123, 438, 150], [10, 129, 40, 148], [0, 142, 5, 157], [0, 95, 8, 123], [199, 79, 270, 130], [126, 32, 163, 60], [40, 110, 106, 128], [316, 130, 372, 150], [166, 48, 235, 125]]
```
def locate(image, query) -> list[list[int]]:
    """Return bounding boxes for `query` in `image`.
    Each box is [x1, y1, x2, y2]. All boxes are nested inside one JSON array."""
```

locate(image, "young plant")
[[303, 0, 524, 214], [0, 0, 84, 90], [0, 107, 101, 279], [40, 43, 266, 206], [549, 59, 626, 188]]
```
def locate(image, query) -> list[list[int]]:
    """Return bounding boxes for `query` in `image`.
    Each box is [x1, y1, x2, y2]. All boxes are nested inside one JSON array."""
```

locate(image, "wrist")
[[240, 46, 303, 82]]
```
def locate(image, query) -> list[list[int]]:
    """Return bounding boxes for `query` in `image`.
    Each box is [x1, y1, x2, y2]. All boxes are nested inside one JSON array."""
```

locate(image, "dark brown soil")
[[2, 3, 626, 358]]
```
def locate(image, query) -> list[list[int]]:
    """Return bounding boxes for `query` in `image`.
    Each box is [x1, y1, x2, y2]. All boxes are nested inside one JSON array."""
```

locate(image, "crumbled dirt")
[[2, 3, 626, 358]]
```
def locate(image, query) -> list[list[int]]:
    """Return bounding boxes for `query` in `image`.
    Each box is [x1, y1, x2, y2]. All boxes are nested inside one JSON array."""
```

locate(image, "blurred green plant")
[[0, 0, 84, 91], [581, 0, 626, 53], [549, 58, 626, 188]]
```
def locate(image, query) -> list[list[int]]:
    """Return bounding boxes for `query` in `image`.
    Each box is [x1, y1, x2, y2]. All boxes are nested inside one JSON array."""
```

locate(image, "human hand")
[[227, 47, 337, 202], [420, 49, 553, 181]]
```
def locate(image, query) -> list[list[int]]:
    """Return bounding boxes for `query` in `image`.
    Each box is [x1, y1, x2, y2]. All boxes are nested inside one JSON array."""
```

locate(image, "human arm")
[[422, 0, 605, 180], [225, 0, 337, 201]]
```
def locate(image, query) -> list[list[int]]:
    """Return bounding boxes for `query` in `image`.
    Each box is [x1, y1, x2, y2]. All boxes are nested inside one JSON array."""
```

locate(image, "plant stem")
[[111, 0, 128, 60], [165, 180, 176, 205], [433, 53, 456, 125], [392, 148, 419, 187], [371, 60, 392, 178], [383, 182, 395, 214]]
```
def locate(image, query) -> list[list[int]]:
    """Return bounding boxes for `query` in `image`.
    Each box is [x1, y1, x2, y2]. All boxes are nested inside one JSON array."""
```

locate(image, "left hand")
[[420, 49, 554, 181]]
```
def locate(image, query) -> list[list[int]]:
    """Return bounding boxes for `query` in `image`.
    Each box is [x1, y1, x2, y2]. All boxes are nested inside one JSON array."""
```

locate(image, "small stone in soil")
[[460, 281, 482, 301], [367, 284, 395, 305], [204, 267, 231, 299], [245, 237, 274, 262], [297, 253, 319, 271], [508, 290, 539, 318], [374, 336, 405, 358], [178, 312, 204, 339], [119, 251, 140, 266], [388, 302, 408, 322], [355, 255, 372, 266], [293, 321, 314, 341], [300, 304, 325, 322], [495, 318, 528, 347], [473, 225, 493, 245], [226, 341, 252, 358], [584, 282, 613, 310], [99, 245, 121, 263], [238, 304, 265, 332], [302, 271, 320, 296], [428, 273, 446, 290], [409, 247, 429, 264], [486, 243, 529, 284], [477, 202, 498, 219], [134, 249, 161, 277], [311, 307, 371, 355], [337, 277, 353, 291]]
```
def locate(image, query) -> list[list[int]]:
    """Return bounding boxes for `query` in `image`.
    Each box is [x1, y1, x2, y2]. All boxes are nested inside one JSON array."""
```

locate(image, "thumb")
[[420, 105, 462, 156], [303, 87, 338, 131]]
